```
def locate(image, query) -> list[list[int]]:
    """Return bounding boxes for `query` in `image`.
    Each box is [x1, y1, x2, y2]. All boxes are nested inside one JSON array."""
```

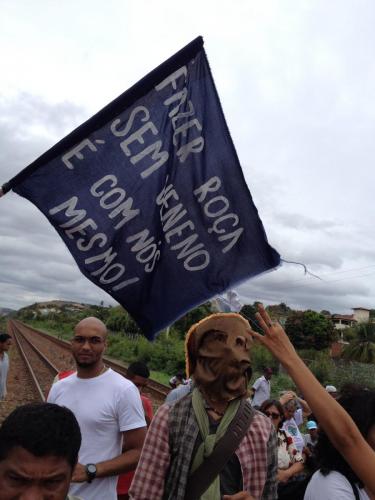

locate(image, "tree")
[[267, 302, 291, 316], [320, 310, 331, 317], [285, 310, 336, 350], [106, 306, 141, 335], [342, 323, 375, 364], [173, 302, 213, 338]]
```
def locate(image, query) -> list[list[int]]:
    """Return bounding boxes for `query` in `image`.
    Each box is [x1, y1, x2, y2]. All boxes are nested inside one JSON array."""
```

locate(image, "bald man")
[[48, 317, 147, 500]]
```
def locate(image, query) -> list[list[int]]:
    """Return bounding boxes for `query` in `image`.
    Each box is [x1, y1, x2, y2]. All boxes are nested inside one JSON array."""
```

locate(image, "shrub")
[[309, 351, 333, 384], [250, 344, 279, 373], [331, 360, 375, 389]]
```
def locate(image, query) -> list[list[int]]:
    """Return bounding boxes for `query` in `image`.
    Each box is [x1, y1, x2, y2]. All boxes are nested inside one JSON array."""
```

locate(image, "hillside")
[[17, 300, 94, 317], [0, 307, 15, 317]]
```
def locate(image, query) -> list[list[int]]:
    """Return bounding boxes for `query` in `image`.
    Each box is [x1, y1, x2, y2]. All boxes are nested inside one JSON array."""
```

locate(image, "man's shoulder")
[[1, 352, 9, 364], [54, 372, 77, 386], [47, 374, 76, 403], [49, 372, 76, 392], [108, 371, 143, 400], [253, 375, 265, 385], [165, 382, 192, 403], [105, 368, 133, 386]]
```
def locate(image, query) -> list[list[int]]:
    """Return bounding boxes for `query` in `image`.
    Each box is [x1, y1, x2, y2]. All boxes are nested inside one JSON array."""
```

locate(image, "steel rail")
[[11, 319, 170, 400], [9, 323, 46, 402], [13, 324, 61, 375]]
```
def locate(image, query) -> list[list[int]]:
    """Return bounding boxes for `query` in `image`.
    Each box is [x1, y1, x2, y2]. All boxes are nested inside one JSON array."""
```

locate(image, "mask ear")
[[185, 328, 198, 378], [245, 365, 252, 383]]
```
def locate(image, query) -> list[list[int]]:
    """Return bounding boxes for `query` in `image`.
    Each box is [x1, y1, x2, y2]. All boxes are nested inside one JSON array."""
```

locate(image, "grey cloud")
[[0, 93, 86, 181], [1, 2, 375, 321], [0, 92, 114, 311], [275, 212, 339, 231], [238, 269, 373, 315]]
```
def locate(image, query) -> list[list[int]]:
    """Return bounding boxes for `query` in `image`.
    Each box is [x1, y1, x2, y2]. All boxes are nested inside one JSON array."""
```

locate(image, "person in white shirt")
[[280, 391, 311, 453], [0, 333, 12, 400], [304, 386, 375, 500], [251, 367, 272, 408], [48, 317, 147, 500]]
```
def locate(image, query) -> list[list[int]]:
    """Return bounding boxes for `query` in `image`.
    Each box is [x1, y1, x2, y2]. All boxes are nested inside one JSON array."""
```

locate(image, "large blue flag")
[[3, 37, 280, 339]]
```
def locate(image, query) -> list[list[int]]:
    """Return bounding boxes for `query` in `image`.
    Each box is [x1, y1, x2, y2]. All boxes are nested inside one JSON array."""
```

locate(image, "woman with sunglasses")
[[260, 399, 304, 498]]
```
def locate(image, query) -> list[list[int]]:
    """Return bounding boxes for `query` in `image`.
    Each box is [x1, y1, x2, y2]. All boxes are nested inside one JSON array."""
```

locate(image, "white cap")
[[325, 385, 337, 393]]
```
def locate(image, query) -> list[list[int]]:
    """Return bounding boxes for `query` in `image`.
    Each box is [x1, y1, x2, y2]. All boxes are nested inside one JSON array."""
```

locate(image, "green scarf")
[[190, 388, 240, 500]]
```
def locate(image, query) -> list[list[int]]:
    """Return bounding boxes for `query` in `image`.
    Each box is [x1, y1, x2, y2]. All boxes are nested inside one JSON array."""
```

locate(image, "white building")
[[352, 307, 371, 324], [331, 314, 356, 330]]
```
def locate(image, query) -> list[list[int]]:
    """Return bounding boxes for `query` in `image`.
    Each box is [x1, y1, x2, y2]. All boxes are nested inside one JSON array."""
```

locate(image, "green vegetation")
[[150, 370, 171, 385], [285, 310, 336, 350], [11, 300, 375, 393], [342, 322, 375, 364], [106, 331, 185, 375], [0, 317, 7, 332]]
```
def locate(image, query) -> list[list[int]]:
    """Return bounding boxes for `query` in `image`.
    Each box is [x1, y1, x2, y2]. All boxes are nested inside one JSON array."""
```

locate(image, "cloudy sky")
[[1, 0, 374, 318]]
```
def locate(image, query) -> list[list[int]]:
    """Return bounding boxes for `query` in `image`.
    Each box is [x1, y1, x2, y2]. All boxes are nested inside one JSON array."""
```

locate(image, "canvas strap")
[[184, 399, 253, 500]]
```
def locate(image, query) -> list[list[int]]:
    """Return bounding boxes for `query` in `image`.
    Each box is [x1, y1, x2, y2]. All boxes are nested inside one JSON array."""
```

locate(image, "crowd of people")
[[1, 304, 375, 500]]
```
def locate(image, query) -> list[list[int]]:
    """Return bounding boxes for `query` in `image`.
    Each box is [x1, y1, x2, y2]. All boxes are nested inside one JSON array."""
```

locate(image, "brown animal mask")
[[186, 313, 253, 401]]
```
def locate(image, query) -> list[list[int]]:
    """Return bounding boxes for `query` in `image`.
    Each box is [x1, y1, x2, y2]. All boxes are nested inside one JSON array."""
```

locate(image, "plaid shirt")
[[129, 397, 277, 500]]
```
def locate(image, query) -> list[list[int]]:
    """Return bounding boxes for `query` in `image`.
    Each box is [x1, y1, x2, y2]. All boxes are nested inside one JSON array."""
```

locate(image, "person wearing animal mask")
[[129, 313, 277, 500]]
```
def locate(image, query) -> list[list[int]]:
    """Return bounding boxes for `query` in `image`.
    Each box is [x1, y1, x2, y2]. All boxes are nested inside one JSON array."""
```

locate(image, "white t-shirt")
[[282, 407, 305, 452], [48, 368, 146, 500], [0, 352, 9, 399], [304, 470, 369, 500], [251, 375, 270, 407]]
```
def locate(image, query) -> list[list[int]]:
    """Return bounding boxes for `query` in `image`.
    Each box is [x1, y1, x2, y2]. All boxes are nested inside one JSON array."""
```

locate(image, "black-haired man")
[[0, 333, 12, 400], [0, 402, 82, 500], [118, 361, 154, 499]]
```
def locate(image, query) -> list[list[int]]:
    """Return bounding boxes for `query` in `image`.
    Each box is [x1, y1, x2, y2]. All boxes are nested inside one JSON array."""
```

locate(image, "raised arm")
[[252, 303, 375, 497], [280, 390, 311, 417]]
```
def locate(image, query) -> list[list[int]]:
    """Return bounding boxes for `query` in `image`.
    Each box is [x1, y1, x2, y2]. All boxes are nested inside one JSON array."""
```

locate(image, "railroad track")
[[5, 319, 170, 419]]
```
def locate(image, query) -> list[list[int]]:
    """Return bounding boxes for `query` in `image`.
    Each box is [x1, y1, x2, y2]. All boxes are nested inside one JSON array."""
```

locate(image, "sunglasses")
[[265, 411, 281, 419], [72, 336, 104, 345]]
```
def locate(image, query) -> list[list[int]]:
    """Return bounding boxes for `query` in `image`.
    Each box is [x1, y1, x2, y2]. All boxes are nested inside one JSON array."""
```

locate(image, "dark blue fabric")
[[11, 38, 280, 339]]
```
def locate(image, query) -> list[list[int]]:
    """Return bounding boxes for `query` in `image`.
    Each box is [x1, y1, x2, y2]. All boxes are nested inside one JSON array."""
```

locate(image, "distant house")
[[331, 314, 356, 330], [19, 300, 92, 319], [331, 307, 372, 331], [39, 307, 58, 316], [352, 307, 371, 324]]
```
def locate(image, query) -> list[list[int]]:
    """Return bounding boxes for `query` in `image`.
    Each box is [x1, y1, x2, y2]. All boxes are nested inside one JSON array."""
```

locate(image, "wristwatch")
[[85, 463, 97, 483]]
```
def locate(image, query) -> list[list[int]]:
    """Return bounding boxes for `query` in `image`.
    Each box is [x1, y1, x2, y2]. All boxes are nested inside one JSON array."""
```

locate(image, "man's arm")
[[297, 395, 312, 417], [252, 377, 261, 392], [279, 391, 311, 418], [71, 426, 147, 482], [250, 377, 261, 399]]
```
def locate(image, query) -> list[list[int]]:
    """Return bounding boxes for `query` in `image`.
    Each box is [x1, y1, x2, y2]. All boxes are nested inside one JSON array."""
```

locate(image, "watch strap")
[[85, 463, 97, 483]]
